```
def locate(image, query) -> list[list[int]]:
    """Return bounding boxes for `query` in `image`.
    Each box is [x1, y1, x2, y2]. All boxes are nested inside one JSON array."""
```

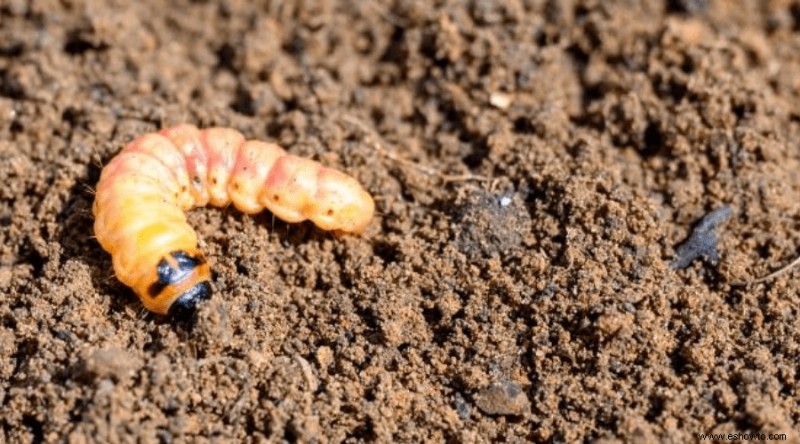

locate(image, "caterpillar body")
[[93, 124, 375, 317]]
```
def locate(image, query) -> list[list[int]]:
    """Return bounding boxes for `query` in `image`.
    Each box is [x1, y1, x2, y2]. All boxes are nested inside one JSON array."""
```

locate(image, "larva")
[[93, 124, 375, 317]]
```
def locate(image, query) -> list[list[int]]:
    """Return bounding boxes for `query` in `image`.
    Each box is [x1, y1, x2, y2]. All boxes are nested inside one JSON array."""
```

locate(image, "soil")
[[2, 0, 800, 442]]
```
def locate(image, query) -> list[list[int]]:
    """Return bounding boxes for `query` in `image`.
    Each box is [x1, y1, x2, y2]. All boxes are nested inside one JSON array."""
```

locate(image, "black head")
[[167, 281, 212, 321], [143, 249, 212, 317]]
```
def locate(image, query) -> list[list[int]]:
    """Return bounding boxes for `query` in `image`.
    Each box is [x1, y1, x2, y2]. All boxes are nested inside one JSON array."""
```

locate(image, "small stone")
[[671, 206, 732, 269], [454, 393, 471, 419], [316, 346, 333, 369], [475, 380, 530, 416], [489, 92, 512, 110]]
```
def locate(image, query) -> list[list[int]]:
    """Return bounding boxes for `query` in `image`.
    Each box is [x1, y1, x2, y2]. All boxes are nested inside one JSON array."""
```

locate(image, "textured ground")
[[2, 0, 800, 442]]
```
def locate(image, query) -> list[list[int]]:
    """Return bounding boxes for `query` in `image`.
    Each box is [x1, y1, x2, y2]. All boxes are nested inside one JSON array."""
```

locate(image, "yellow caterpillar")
[[93, 124, 375, 317]]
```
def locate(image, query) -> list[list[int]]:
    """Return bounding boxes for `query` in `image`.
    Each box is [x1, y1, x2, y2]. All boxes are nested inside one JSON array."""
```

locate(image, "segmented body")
[[93, 124, 375, 316]]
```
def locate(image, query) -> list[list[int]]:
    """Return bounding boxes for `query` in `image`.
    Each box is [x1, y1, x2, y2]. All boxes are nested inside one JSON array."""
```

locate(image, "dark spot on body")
[[148, 281, 166, 297]]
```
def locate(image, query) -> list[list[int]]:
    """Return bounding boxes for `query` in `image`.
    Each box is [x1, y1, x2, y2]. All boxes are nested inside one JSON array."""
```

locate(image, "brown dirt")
[[2, 0, 800, 442]]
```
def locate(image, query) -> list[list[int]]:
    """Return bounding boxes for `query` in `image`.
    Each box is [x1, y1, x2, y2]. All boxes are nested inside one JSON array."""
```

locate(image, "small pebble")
[[671, 206, 731, 269], [475, 380, 530, 416], [489, 92, 512, 110], [454, 393, 471, 420]]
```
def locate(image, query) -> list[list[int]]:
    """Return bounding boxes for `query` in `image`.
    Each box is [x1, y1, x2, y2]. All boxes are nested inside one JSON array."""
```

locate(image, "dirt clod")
[[451, 187, 531, 259], [475, 380, 531, 417]]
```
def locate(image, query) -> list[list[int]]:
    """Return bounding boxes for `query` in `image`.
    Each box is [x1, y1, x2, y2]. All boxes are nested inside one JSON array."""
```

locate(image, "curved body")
[[93, 124, 374, 316]]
